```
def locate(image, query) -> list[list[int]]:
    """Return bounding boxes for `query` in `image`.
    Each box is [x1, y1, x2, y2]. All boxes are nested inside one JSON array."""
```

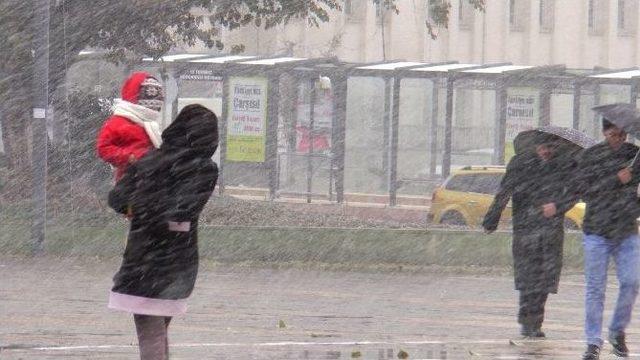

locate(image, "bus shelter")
[[346, 61, 568, 206], [140, 54, 618, 207], [345, 61, 433, 205], [286, 63, 348, 203], [144, 54, 340, 200], [583, 68, 640, 138], [397, 63, 568, 175]]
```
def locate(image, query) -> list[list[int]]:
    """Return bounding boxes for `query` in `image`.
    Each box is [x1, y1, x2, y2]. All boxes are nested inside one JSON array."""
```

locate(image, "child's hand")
[[128, 154, 137, 164]]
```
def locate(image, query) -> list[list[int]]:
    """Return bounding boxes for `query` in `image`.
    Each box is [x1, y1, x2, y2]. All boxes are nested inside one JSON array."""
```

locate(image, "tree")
[[0, 0, 341, 197], [0, 0, 483, 198]]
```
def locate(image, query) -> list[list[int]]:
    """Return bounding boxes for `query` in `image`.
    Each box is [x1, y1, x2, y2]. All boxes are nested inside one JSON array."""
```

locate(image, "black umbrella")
[[513, 125, 597, 155], [593, 102, 640, 166], [592, 103, 640, 138]]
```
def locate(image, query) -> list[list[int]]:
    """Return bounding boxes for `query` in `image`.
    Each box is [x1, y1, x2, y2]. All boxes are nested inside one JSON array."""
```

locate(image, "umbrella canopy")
[[592, 103, 640, 138], [513, 125, 597, 155]]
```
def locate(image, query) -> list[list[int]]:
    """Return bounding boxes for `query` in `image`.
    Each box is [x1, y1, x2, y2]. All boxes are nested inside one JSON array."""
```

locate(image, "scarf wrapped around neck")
[[112, 99, 162, 148]]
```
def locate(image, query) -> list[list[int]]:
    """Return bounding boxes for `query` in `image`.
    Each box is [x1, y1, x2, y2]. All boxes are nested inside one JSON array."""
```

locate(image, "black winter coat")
[[483, 153, 577, 293], [575, 142, 640, 242], [107, 105, 218, 313]]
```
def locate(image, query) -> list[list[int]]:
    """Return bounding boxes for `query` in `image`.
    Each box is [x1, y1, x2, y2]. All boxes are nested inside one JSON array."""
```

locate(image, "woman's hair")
[[161, 104, 218, 156]]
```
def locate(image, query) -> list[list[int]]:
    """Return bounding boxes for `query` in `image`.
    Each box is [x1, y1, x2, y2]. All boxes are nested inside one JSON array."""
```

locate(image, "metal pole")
[[31, 0, 50, 255], [442, 77, 454, 178], [389, 76, 400, 206], [219, 74, 230, 196], [573, 82, 582, 130], [333, 72, 346, 203], [306, 78, 316, 203], [540, 83, 552, 127], [171, 68, 180, 126], [287, 77, 300, 189], [429, 80, 439, 176], [494, 80, 507, 165], [267, 75, 280, 200], [593, 85, 601, 138], [159, 69, 169, 129], [383, 77, 391, 189]]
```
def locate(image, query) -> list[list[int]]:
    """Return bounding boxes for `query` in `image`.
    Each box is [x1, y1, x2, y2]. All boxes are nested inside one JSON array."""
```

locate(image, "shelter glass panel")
[[578, 89, 600, 140], [452, 88, 496, 168], [177, 71, 224, 165], [345, 76, 389, 195], [504, 87, 540, 162], [397, 78, 440, 196], [277, 77, 334, 199], [550, 93, 574, 128], [221, 75, 272, 189]]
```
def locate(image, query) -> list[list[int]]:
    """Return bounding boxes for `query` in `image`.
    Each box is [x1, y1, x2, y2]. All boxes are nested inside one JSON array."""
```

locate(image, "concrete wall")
[[213, 0, 640, 69]]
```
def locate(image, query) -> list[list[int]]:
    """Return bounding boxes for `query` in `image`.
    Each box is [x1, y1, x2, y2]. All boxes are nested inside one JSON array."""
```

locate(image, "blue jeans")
[[584, 233, 640, 347]]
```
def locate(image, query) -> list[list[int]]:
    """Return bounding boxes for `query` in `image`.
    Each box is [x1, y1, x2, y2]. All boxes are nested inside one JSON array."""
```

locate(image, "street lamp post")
[[31, 0, 50, 254]]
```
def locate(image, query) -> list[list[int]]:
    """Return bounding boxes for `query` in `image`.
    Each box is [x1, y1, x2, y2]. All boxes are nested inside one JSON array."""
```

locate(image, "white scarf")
[[112, 99, 163, 148]]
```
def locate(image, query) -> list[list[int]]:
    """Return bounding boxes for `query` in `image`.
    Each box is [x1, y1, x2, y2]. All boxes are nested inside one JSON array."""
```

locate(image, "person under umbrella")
[[483, 126, 594, 339], [578, 104, 640, 359]]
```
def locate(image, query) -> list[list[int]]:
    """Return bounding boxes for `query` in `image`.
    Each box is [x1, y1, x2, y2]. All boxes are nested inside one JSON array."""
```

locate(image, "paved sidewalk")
[[1, 256, 639, 359]]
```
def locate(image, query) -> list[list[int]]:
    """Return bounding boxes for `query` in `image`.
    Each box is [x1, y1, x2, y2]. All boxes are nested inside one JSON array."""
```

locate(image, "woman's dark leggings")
[[134, 314, 172, 360]]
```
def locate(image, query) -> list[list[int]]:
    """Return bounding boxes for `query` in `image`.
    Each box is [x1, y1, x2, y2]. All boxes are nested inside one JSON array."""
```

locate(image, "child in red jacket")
[[97, 72, 164, 181]]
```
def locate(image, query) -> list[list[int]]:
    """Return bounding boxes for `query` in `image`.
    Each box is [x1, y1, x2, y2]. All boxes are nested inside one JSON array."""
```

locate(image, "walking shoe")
[[528, 328, 546, 338], [520, 325, 545, 338], [582, 344, 600, 360], [608, 332, 629, 357]]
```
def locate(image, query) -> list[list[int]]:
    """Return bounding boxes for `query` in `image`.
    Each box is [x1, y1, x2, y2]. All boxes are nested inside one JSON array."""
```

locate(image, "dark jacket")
[[108, 105, 218, 305], [483, 153, 578, 233], [575, 141, 640, 242], [483, 152, 577, 293]]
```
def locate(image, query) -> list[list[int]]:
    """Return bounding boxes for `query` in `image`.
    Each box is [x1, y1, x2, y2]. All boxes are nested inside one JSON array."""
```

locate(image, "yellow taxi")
[[428, 166, 585, 229]]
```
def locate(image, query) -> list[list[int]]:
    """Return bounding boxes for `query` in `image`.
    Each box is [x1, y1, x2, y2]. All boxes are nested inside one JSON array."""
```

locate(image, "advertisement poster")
[[177, 70, 224, 164], [295, 83, 333, 153], [504, 87, 539, 162], [227, 77, 268, 162]]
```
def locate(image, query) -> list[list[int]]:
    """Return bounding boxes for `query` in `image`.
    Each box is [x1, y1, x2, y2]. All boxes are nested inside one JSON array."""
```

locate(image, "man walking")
[[483, 132, 578, 339], [578, 119, 640, 359]]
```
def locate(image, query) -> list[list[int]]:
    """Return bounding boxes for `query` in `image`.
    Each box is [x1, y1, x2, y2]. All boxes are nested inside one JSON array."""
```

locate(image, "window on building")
[[345, 0, 352, 14], [509, 0, 529, 32], [539, 0, 555, 33], [375, 1, 386, 24], [344, 0, 364, 21], [619, 0, 626, 29], [427, 0, 445, 23], [588, 0, 608, 36], [618, 0, 638, 36], [458, 0, 474, 30]]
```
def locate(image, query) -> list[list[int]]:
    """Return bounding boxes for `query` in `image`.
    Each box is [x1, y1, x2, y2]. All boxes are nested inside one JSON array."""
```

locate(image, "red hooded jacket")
[[97, 72, 155, 181]]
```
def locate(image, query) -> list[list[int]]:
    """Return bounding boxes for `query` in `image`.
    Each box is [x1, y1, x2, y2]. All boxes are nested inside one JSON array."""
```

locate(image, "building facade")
[[204, 0, 640, 69]]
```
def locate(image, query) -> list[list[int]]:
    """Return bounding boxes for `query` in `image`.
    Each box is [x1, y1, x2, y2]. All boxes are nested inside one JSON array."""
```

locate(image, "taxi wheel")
[[440, 211, 467, 226]]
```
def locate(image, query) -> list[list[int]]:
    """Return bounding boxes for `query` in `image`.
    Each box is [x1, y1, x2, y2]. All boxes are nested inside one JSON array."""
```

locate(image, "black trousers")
[[518, 290, 549, 328]]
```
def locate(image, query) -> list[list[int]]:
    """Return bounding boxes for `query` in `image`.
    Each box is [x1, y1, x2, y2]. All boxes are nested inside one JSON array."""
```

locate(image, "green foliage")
[[45, 0, 342, 63], [425, 0, 486, 39]]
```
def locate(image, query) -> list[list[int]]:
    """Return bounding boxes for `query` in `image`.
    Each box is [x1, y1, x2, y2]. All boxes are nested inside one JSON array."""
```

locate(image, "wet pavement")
[[2, 256, 640, 359]]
